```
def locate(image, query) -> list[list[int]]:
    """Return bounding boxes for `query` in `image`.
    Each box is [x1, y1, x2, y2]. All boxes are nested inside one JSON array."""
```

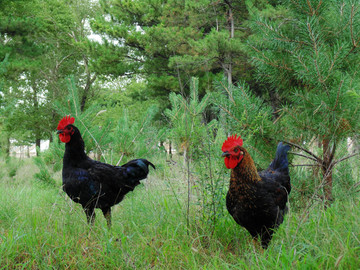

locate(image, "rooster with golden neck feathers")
[[222, 135, 291, 248]]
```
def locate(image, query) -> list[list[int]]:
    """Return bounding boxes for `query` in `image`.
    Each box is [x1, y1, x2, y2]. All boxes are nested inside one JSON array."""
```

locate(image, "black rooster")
[[57, 116, 155, 227], [222, 135, 291, 248]]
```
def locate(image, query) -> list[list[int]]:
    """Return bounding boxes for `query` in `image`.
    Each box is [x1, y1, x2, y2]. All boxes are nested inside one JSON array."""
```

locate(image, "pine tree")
[[0, 0, 100, 153], [248, 0, 360, 201], [92, 0, 256, 110], [165, 77, 214, 161]]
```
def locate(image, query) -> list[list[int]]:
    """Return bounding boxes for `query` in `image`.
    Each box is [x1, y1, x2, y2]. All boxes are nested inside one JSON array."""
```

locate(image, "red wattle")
[[224, 156, 243, 169], [59, 133, 71, 143]]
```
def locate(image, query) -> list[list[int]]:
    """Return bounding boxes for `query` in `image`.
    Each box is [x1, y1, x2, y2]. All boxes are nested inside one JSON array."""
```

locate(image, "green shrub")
[[5, 157, 23, 178], [33, 157, 56, 187]]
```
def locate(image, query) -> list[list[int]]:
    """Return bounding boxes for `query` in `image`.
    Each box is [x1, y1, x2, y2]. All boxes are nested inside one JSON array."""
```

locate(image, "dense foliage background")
[[0, 0, 359, 268]]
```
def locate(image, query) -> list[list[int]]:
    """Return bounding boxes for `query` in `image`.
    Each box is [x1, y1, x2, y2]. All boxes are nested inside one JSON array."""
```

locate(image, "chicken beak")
[[222, 151, 230, 158], [57, 130, 63, 134]]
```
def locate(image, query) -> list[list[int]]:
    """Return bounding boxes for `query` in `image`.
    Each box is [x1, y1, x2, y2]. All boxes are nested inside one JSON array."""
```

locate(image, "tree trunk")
[[5, 135, 10, 157], [31, 79, 41, 157], [226, 0, 234, 86], [169, 141, 173, 159], [80, 56, 97, 112], [321, 139, 335, 202], [36, 138, 41, 156]]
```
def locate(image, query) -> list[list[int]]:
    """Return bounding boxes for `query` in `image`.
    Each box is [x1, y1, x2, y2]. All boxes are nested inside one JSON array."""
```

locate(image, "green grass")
[[0, 157, 359, 269]]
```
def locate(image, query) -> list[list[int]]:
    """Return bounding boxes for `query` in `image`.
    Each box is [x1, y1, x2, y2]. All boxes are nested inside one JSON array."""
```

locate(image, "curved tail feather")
[[269, 142, 291, 173], [119, 159, 155, 186]]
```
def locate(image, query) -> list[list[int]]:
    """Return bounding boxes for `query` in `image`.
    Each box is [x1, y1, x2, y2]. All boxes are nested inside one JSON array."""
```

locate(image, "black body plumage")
[[60, 124, 155, 227], [225, 142, 291, 248]]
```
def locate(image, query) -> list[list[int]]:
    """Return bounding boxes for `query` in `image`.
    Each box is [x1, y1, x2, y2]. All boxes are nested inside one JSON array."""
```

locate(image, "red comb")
[[57, 115, 75, 130], [222, 134, 243, 152]]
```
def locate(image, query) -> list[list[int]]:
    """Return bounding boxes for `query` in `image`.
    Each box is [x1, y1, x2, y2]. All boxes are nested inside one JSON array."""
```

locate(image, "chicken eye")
[[234, 148, 239, 153]]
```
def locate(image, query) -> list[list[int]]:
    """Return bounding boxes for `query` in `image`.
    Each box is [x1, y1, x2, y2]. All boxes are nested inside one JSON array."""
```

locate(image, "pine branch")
[[283, 140, 322, 162], [289, 151, 318, 162], [77, 117, 107, 163], [218, 80, 236, 105], [350, 4, 358, 48], [290, 164, 319, 167], [331, 80, 343, 111], [250, 46, 293, 71], [217, 104, 242, 125], [115, 119, 146, 166], [332, 152, 360, 167]]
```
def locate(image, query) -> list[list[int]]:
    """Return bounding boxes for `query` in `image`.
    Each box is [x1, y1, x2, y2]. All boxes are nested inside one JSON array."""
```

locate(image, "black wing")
[[66, 158, 154, 208], [259, 170, 289, 210], [82, 158, 155, 190]]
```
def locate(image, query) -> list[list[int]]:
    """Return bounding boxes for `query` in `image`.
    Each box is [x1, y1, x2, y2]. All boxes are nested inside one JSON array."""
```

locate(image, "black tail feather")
[[269, 142, 291, 173], [120, 159, 155, 185], [140, 159, 156, 170]]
